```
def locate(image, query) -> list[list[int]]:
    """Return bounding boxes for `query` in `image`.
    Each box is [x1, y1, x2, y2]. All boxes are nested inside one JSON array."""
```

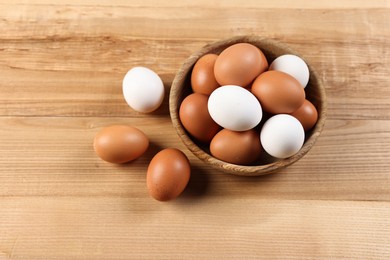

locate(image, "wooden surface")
[[0, 1, 389, 259]]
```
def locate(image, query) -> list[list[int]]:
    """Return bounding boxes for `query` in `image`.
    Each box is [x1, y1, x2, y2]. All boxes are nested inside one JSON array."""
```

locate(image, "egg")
[[208, 85, 262, 131], [260, 114, 305, 159], [210, 129, 261, 165], [269, 54, 310, 88], [179, 93, 221, 143], [290, 99, 318, 131], [94, 125, 149, 163], [122, 66, 165, 113], [191, 54, 220, 95], [147, 148, 191, 201], [214, 43, 268, 87], [251, 70, 305, 114]]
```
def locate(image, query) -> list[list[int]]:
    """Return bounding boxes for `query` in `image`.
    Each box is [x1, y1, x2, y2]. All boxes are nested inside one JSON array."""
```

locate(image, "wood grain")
[[1, 6, 389, 119], [0, 198, 389, 259], [0, 117, 389, 201], [0, 1, 389, 259]]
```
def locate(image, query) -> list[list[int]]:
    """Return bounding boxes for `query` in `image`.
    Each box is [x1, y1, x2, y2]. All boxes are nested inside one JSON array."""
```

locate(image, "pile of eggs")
[[179, 43, 318, 165], [92, 41, 319, 202], [94, 67, 191, 202]]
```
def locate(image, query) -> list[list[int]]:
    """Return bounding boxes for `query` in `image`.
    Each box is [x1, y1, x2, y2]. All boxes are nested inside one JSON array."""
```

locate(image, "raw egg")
[[260, 114, 304, 159], [191, 54, 220, 95], [208, 85, 262, 131], [210, 129, 262, 165], [94, 125, 149, 163], [214, 43, 268, 87], [290, 99, 318, 131], [269, 54, 310, 88], [122, 67, 165, 113], [179, 93, 221, 143], [251, 71, 305, 114], [147, 148, 191, 201]]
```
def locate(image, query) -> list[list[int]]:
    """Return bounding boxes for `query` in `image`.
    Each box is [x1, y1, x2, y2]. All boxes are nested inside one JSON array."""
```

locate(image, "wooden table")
[[1, 1, 389, 259]]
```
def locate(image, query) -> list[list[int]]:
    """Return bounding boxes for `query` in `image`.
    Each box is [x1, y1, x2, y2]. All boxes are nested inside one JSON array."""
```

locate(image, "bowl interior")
[[169, 35, 327, 176]]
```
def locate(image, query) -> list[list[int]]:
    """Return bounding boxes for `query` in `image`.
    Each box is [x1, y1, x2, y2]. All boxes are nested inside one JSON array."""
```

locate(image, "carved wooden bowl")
[[170, 36, 327, 176]]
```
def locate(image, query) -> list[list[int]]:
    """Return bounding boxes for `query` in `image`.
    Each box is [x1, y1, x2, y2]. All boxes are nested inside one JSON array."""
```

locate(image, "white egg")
[[122, 67, 164, 113], [208, 85, 262, 131], [260, 114, 304, 159], [269, 54, 310, 88]]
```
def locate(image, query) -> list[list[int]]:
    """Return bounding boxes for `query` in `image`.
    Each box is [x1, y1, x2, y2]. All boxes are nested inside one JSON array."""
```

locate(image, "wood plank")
[[0, 117, 389, 201], [1, 0, 389, 9], [1, 6, 388, 40], [0, 37, 389, 119], [0, 8, 389, 119], [0, 197, 389, 259]]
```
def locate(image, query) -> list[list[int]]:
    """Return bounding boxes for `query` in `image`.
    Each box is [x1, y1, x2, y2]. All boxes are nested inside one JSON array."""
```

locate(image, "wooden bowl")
[[169, 35, 327, 176]]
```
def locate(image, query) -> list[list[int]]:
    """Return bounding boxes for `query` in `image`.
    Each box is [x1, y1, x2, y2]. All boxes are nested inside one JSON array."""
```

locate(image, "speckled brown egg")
[[210, 129, 261, 165], [251, 70, 305, 114], [191, 54, 220, 95], [214, 43, 268, 87], [147, 148, 191, 201], [179, 93, 221, 143], [290, 99, 318, 131], [93, 125, 149, 164]]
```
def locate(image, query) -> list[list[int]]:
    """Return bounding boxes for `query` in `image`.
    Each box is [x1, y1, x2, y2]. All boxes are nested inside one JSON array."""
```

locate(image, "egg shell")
[[147, 148, 191, 201], [290, 99, 318, 131], [191, 54, 220, 95], [210, 129, 262, 165], [214, 43, 268, 87], [94, 125, 149, 164], [260, 114, 305, 159], [251, 70, 305, 114], [269, 54, 310, 88], [122, 66, 165, 113], [208, 85, 262, 131], [179, 93, 221, 143]]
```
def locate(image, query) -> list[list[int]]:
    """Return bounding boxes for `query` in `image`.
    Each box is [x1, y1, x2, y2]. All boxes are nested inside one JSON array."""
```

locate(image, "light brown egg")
[[179, 93, 221, 143], [191, 54, 220, 95], [214, 43, 268, 87], [94, 125, 149, 164], [251, 70, 305, 114], [210, 129, 261, 165], [290, 99, 318, 131], [147, 148, 191, 201]]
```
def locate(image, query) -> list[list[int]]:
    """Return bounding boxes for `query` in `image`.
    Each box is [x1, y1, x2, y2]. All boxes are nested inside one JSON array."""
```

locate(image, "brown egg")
[[179, 93, 221, 143], [94, 125, 149, 163], [290, 99, 318, 131], [147, 148, 191, 201], [210, 129, 261, 165], [251, 70, 305, 114], [214, 43, 268, 87], [191, 54, 220, 95]]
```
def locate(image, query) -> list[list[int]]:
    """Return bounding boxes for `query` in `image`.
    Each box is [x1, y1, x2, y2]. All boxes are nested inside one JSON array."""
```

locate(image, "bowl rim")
[[169, 35, 327, 176]]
